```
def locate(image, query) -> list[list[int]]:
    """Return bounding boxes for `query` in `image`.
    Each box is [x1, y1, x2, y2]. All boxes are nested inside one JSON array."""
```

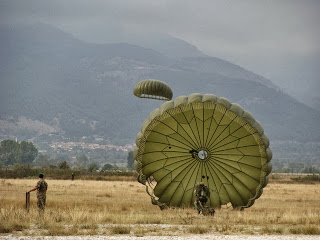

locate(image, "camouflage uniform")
[[194, 183, 210, 214], [36, 179, 48, 211]]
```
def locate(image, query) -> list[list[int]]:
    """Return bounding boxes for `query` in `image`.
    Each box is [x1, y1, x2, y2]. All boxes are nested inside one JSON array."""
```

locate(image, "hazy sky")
[[1, 0, 319, 103]]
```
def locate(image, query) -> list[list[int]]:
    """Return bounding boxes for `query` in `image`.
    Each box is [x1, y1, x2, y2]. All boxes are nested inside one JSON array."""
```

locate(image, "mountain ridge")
[[0, 23, 319, 145]]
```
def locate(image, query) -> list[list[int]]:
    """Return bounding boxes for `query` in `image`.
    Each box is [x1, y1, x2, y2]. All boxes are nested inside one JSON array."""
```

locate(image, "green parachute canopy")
[[134, 93, 272, 210], [133, 79, 173, 101]]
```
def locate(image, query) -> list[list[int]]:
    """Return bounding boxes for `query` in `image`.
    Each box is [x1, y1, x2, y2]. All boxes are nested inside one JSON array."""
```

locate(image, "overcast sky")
[[1, 0, 319, 103]]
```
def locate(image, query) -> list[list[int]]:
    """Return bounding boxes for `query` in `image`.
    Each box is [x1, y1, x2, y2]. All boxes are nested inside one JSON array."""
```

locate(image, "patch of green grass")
[[261, 226, 284, 234], [79, 223, 98, 230], [134, 227, 147, 237], [0, 224, 12, 233], [302, 226, 320, 235], [289, 226, 320, 235], [46, 225, 75, 236], [134, 218, 162, 224], [110, 225, 131, 234], [0, 222, 28, 233], [289, 227, 302, 234], [188, 225, 210, 234]]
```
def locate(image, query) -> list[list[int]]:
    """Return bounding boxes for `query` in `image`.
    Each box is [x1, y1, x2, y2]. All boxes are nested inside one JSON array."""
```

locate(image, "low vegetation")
[[0, 165, 137, 181], [0, 175, 320, 237], [290, 174, 320, 183]]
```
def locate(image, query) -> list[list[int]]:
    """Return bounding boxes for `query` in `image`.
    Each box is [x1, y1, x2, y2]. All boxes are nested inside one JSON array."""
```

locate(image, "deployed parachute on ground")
[[133, 81, 272, 210], [133, 79, 173, 101]]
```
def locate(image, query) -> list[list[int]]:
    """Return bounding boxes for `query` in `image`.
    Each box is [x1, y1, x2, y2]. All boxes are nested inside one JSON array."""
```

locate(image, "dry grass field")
[[1, 175, 320, 238]]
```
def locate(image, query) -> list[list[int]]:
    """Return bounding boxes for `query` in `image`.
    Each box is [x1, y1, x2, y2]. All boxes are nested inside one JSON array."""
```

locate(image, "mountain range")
[[0, 23, 319, 149]]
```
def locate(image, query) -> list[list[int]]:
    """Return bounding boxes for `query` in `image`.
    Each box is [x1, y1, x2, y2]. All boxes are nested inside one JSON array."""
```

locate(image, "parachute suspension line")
[[140, 94, 170, 101], [133, 78, 174, 128], [146, 176, 157, 188], [135, 100, 145, 123], [145, 179, 168, 210]]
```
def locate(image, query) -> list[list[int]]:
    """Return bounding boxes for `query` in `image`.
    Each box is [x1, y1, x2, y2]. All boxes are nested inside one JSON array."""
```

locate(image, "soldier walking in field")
[[27, 173, 48, 212], [194, 182, 211, 214]]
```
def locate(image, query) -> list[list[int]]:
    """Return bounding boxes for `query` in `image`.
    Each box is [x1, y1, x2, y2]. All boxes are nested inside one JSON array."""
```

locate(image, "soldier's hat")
[[39, 173, 44, 178]]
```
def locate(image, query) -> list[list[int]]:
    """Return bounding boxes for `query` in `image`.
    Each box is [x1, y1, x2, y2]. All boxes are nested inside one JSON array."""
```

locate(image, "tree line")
[[0, 139, 38, 166], [0, 139, 135, 171]]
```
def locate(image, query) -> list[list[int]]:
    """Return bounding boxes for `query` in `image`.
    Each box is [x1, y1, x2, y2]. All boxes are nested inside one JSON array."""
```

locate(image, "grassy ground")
[[0, 175, 320, 237]]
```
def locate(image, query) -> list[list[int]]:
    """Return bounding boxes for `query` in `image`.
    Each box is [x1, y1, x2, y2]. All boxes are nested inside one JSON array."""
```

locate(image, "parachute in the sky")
[[134, 93, 272, 210], [133, 79, 173, 101]]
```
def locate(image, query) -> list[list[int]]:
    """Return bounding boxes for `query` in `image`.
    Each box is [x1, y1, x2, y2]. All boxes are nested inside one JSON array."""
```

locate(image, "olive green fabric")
[[135, 93, 272, 209], [133, 79, 173, 101]]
